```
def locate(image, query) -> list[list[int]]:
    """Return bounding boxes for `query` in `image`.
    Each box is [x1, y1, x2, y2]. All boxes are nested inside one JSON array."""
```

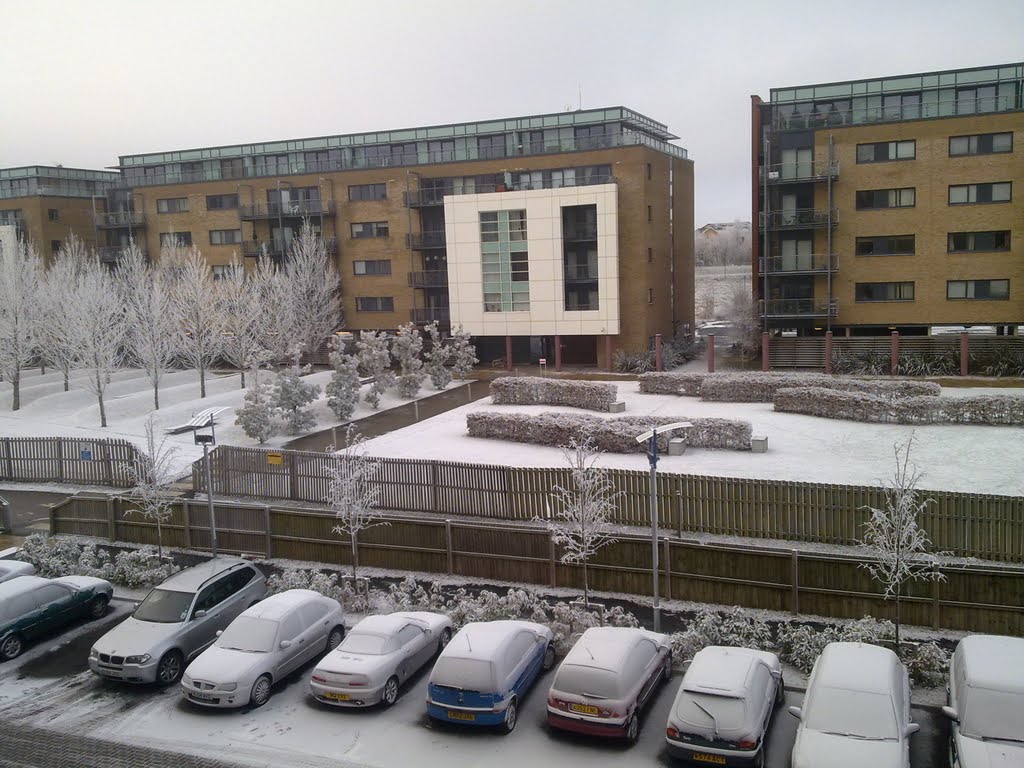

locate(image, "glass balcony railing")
[[241, 237, 337, 258], [94, 211, 146, 228], [759, 254, 838, 274], [97, 246, 146, 263], [759, 209, 837, 230], [771, 95, 1018, 131], [406, 232, 447, 249], [408, 270, 448, 288], [404, 174, 616, 207], [410, 307, 450, 324], [239, 200, 336, 220], [759, 298, 839, 318], [564, 265, 598, 281], [760, 160, 839, 184]]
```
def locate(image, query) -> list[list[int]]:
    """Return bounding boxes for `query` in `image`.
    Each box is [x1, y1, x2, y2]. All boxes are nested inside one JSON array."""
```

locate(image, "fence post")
[[288, 451, 299, 501], [103, 440, 115, 485], [48, 502, 56, 534], [890, 331, 900, 374], [264, 505, 272, 558], [549, 533, 557, 587], [707, 335, 715, 373], [182, 499, 192, 549], [824, 331, 833, 374], [56, 440, 65, 483], [790, 550, 799, 615], [431, 461, 440, 514], [106, 497, 116, 542], [662, 536, 672, 601], [676, 489, 683, 538], [761, 332, 770, 371], [932, 565, 941, 629], [445, 519, 453, 575], [959, 332, 969, 376]]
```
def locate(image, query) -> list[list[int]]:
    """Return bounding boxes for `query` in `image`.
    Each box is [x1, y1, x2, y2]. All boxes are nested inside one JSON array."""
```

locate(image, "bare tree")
[[281, 220, 342, 362], [250, 251, 290, 362], [37, 235, 91, 392], [543, 436, 621, 606], [0, 237, 43, 411], [860, 434, 946, 651], [169, 246, 224, 398], [123, 415, 180, 560], [328, 426, 385, 580], [216, 254, 262, 388], [72, 258, 125, 427]]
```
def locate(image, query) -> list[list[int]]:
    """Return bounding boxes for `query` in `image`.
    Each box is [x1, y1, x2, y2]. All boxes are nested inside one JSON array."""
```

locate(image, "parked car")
[[180, 589, 344, 709], [942, 634, 1024, 768], [89, 557, 266, 685], [0, 560, 34, 585], [547, 626, 671, 742], [311, 611, 453, 708], [0, 574, 112, 660], [426, 619, 555, 733], [665, 645, 784, 766], [790, 642, 918, 768]]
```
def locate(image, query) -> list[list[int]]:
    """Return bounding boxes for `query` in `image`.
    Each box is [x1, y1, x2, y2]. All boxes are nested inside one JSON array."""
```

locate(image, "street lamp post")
[[635, 421, 692, 633], [194, 431, 218, 558]]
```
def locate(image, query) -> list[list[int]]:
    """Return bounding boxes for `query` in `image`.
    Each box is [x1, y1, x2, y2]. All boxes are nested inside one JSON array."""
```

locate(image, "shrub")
[[670, 608, 772, 662], [639, 372, 706, 396], [17, 534, 178, 588], [274, 366, 321, 435], [904, 641, 950, 687], [490, 376, 618, 412], [832, 347, 890, 375], [698, 372, 940, 402], [326, 350, 361, 421], [613, 349, 656, 374], [972, 346, 1024, 377], [235, 379, 279, 443], [266, 567, 346, 604], [774, 387, 1024, 425]]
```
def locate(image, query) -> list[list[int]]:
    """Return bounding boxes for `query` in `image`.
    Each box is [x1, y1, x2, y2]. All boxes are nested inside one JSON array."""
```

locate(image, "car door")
[[508, 631, 543, 697], [180, 583, 222, 660], [632, 639, 661, 708], [394, 624, 428, 682], [29, 584, 75, 637], [216, 568, 255, 624], [297, 599, 331, 657], [275, 610, 308, 677]]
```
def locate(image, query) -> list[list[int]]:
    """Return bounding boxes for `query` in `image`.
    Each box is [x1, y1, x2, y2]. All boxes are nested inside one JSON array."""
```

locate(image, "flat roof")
[[0, 165, 120, 182]]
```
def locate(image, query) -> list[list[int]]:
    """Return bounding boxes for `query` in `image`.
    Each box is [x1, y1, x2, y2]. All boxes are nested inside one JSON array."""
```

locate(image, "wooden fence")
[[769, 335, 1024, 369], [0, 437, 140, 488], [193, 446, 1024, 563], [50, 494, 1024, 636]]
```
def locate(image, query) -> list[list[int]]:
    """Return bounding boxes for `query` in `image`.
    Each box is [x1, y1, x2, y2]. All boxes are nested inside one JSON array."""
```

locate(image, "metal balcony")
[[408, 270, 448, 288], [563, 226, 598, 242], [759, 298, 839, 318], [241, 237, 337, 259], [406, 231, 447, 250], [404, 189, 448, 208], [564, 265, 598, 281], [94, 211, 146, 228], [410, 307, 450, 324], [759, 254, 838, 275], [239, 200, 336, 221], [97, 246, 146, 263], [404, 174, 618, 208], [760, 160, 839, 185], [759, 209, 837, 231]]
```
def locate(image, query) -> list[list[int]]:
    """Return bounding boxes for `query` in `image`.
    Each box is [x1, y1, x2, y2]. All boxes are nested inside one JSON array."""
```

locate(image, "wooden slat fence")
[[0, 437, 139, 487], [194, 446, 1024, 563], [50, 494, 1024, 636], [770, 335, 1024, 369]]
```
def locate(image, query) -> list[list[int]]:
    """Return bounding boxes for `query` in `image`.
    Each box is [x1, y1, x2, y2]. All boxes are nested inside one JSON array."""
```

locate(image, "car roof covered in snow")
[[957, 634, 1024, 692], [352, 613, 427, 636], [156, 557, 251, 593], [813, 642, 899, 694], [241, 589, 330, 621], [442, 620, 550, 661], [562, 627, 668, 672], [682, 646, 781, 697], [0, 575, 50, 598], [0, 561, 33, 574]]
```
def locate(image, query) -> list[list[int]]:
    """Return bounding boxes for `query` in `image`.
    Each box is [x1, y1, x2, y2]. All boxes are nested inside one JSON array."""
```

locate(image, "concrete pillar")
[[655, 333, 664, 372], [505, 335, 513, 372], [960, 332, 969, 376], [707, 335, 715, 373], [890, 331, 900, 375], [605, 335, 613, 372], [554, 334, 562, 372], [824, 331, 833, 375], [761, 332, 770, 372]]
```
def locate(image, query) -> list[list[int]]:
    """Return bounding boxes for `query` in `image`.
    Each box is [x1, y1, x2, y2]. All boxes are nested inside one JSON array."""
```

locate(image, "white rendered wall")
[[444, 184, 619, 337]]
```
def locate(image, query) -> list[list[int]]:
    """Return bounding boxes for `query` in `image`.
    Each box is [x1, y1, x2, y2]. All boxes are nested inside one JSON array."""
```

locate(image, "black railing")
[[564, 266, 598, 281], [759, 209, 837, 230], [94, 211, 146, 228], [410, 307, 450, 324], [239, 200, 336, 220], [760, 298, 839, 318], [97, 246, 146, 263], [759, 254, 838, 274], [406, 231, 447, 249], [565, 302, 600, 311], [408, 270, 448, 288], [760, 160, 839, 184]]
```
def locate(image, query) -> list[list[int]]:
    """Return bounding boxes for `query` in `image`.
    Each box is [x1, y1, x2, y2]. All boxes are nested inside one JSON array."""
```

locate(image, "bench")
[[164, 407, 229, 435]]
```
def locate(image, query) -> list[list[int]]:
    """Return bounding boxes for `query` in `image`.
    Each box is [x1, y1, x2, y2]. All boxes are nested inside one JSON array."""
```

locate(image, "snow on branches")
[[328, 426, 385, 579]]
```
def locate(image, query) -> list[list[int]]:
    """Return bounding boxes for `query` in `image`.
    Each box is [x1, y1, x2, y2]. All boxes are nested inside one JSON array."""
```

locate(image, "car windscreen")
[[339, 632, 389, 655], [675, 691, 747, 733], [962, 688, 1024, 742], [552, 664, 621, 699], [216, 617, 278, 653], [804, 687, 898, 739], [430, 657, 494, 692], [132, 588, 194, 623]]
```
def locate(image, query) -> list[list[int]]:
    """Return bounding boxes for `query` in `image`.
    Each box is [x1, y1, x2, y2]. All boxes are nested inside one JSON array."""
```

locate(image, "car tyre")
[[775, 676, 785, 706], [542, 644, 555, 671], [156, 650, 184, 686], [438, 627, 452, 652], [327, 625, 345, 651], [250, 674, 272, 708], [501, 697, 518, 734], [0, 633, 23, 661], [663, 656, 673, 682], [625, 713, 640, 743], [381, 676, 399, 707], [88, 595, 109, 620], [754, 749, 766, 768]]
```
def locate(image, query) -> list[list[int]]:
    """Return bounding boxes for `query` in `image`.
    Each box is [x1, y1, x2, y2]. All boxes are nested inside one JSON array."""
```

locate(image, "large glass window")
[[349, 183, 387, 201], [855, 282, 915, 302], [947, 279, 1009, 300], [206, 193, 239, 210], [156, 197, 189, 214], [856, 140, 915, 163], [949, 182, 1012, 204], [159, 232, 193, 247], [353, 260, 391, 275], [477, 135, 507, 160], [949, 132, 1013, 156], [947, 231, 1010, 252], [355, 296, 395, 311], [855, 235, 915, 256], [481, 209, 529, 312], [957, 85, 998, 114], [209, 229, 241, 246], [350, 221, 389, 238], [855, 188, 916, 209]]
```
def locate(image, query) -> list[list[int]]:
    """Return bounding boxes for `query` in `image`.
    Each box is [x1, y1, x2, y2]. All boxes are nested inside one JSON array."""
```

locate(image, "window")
[[855, 188, 915, 209], [647, 248, 653, 263], [427, 139, 455, 162], [156, 197, 189, 214], [477, 135, 507, 160], [882, 92, 921, 120], [855, 235, 915, 256], [355, 296, 394, 312], [855, 281, 915, 302], [949, 132, 1013, 157], [209, 229, 242, 246], [47, 208, 59, 221], [646, 163, 652, 180], [348, 183, 387, 201], [51, 239, 61, 253], [647, 205, 653, 222], [647, 288, 653, 304], [949, 182, 1011, 205], [206, 193, 239, 210], [574, 125, 609, 150], [948, 231, 1010, 253], [396, 625, 424, 648], [350, 221, 389, 238], [211, 265, 234, 280], [957, 85, 998, 115], [856, 140, 915, 163], [947, 279, 1009, 300], [159, 232, 192, 247], [481, 209, 529, 312], [353, 260, 391, 275]]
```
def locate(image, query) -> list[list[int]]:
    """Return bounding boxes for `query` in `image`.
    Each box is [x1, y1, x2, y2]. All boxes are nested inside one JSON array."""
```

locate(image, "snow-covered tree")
[[356, 330, 394, 409], [234, 370, 279, 444], [449, 324, 478, 380], [216, 255, 262, 388], [280, 221, 342, 362], [543, 437, 621, 606], [860, 435, 946, 652], [0, 237, 43, 411], [274, 364, 320, 435], [328, 426, 385, 579], [37, 234, 90, 393], [72, 258, 125, 427], [169, 246, 224, 398], [122, 415, 179, 560], [116, 242, 178, 409], [393, 322, 424, 398], [250, 252, 290, 362], [423, 321, 453, 390], [326, 344, 361, 421]]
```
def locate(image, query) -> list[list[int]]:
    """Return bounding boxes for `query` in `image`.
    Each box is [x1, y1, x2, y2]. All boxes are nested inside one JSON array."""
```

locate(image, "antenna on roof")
[[465, 632, 472, 653], [578, 83, 582, 111], [585, 645, 594, 660]]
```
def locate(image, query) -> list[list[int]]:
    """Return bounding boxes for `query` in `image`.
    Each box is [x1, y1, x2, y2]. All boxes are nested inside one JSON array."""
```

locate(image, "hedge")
[[773, 387, 1024, 425], [639, 371, 940, 402], [490, 376, 618, 412]]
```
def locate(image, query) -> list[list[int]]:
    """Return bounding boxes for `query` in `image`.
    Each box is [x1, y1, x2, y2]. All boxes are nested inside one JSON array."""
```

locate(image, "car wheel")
[[775, 676, 785, 706], [663, 656, 673, 682], [88, 595, 109, 620], [156, 650, 184, 686], [754, 748, 766, 768], [0, 633, 23, 661], [327, 625, 345, 651], [501, 697, 518, 734], [542, 644, 555, 671], [438, 627, 452, 652], [625, 713, 640, 743], [250, 674, 272, 708], [381, 676, 399, 707]]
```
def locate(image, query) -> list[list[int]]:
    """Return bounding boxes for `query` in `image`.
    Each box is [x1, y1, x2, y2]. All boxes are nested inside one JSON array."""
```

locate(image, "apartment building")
[[752, 62, 1023, 336], [100, 107, 693, 367]]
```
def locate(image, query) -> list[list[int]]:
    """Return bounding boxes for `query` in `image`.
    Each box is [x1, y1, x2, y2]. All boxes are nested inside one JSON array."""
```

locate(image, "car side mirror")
[[280, 640, 292, 649], [788, 706, 802, 719], [194, 610, 207, 619], [770, 669, 783, 680], [905, 723, 920, 737], [941, 706, 959, 723], [215, 630, 223, 637]]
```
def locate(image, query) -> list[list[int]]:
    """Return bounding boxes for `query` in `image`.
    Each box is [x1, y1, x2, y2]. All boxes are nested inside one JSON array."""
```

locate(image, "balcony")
[[565, 302, 600, 311], [564, 265, 598, 281], [759, 209, 836, 231], [771, 95, 1017, 132], [406, 231, 447, 250], [760, 298, 839, 318], [405, 174, 617, 208], [759, 253, 838, 275], [239, 200, 336, 221], [241, 237, 337, 259], [760, 160, 839, 185], [408, 270, 448, 288], [404, 189, 448, 208], [94, 211, 146, 229], [563, 226, 598, 242], [97, 246, 146, 263], [410, 307, 450, 324]]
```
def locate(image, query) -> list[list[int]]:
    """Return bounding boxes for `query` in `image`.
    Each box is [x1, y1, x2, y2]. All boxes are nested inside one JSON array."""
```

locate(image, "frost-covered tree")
[[281, 221, 342, 361], [326, 344, 361, 421], [393, 322, 424, 398], [250, 252, 290, 362], [0, 237, 43, 411], [860, 435, 945, 652], [449, 324, 478, 380], [274, 364, 320, 435], [116, 242, 178, 409], [328, 426, 385, 579], [72, 258, 125, 427], [543, 437, 621, 606], [169, 246, 224, 398], [37, 235, 90, 393], [356, 330, 394, 409], [216, 255, 261, 388], [234, 371, 279, 444], [423, 321, 452, 390], [123, 415, 179, 560]]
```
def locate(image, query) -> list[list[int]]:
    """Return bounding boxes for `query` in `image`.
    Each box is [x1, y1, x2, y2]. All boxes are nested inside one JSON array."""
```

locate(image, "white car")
[[181, 589, 344, 708], [790, 642, 919, 768], [942, 634, 1024, 767], [0, 560, 34, 585], [311, 611, 453, 708]]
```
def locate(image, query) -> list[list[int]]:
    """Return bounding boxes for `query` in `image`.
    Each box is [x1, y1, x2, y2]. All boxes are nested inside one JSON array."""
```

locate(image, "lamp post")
[[194, 431, 218, 558], [635, 421, 692, 632]]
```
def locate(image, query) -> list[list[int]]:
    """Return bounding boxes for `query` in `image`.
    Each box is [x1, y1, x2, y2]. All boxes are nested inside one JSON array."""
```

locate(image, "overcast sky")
[[2, 0, 1021, 225]]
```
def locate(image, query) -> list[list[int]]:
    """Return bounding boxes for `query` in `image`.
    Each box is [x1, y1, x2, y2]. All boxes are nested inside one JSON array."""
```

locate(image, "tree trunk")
[[582, 559, 589, 608], [153, 382, 160, 411], [11, 370, 20, 411], [97, 391, 108, 428], [63, 369, 69, 392], [156, 518, 163, 562], [895, 583, 902, 657], [40, 362, 46, 375], [351, 530, 358, 580], [199, 362, 207, 398], [240, 369, 246, 389]]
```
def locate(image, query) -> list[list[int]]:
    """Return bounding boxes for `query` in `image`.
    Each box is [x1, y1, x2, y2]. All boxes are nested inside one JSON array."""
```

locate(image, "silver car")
[[89, 558, 267, 685]]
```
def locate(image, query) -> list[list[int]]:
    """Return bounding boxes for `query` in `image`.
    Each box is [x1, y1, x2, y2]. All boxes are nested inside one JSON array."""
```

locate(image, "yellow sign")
[[267, 452, 283, 466]]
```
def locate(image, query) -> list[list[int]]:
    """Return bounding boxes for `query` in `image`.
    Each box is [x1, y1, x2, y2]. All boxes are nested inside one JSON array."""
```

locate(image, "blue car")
[[427, 620, 555, 733]]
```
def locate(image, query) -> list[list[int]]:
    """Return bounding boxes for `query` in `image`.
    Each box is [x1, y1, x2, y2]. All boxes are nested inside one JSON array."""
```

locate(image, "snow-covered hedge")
[[774, 387, 1024, 425], [18, 534, 179, 588], [639, 371, 940, 402], [638, 372, 706, 396], [490, 376, 618, 412], [466, 412, 753, 452]]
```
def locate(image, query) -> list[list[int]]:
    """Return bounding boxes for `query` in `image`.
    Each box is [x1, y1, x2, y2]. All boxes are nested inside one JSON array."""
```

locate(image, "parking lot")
[[0, 607, 951, 768]]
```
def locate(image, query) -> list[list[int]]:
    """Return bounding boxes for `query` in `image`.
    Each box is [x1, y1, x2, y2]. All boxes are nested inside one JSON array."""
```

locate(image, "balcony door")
[[781, 148, 812, 180]]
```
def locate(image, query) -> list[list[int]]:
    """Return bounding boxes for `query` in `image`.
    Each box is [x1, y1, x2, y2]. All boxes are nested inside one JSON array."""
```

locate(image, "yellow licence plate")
[[692, 753, 726, 765], [448, 710, 476, 721], [569, 703, 600, 715], [325, 692, 350, 701]]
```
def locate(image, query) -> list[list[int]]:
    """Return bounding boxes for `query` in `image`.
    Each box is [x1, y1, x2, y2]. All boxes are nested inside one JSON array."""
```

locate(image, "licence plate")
[[692, 754, 726, 765], [325, 692, 350, 701], [98, 668, 123, 678], [569, 703, 600, 715], [189, 691, 216, 701], [448, 710, 476, 721]]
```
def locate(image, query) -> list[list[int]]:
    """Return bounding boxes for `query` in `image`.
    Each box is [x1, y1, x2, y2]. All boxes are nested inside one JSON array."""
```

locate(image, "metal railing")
[[93, 211, 146, 228], [760, 160, 839, 184], [759, 298, 839, 318], [563, 226, 598, 241], [564, 265, 598, 281], [97, 246, 146, 263], [241, 237, 337, 258], [408, 270, 449, 288], [404, 174, 617, 207], [759, 208, 837, 230], [410, 307, 450, 324], [406, 231, 447, 249], [759, 253, 838, 274], [771, 95, 1017, 131], [239, 200, 336, 220], [565, 302, 600, 311]]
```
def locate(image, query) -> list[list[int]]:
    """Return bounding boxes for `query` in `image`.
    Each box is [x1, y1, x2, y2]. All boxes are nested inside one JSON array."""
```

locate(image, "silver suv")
[[89, 558, 267, 685]]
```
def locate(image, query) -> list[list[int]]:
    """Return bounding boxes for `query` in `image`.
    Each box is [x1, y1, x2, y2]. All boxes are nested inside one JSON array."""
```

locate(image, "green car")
[[0, 574, 113, 660]]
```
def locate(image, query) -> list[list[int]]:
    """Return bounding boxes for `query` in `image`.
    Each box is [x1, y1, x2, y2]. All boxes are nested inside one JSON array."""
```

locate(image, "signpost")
[[267, 452, 283, 466]]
